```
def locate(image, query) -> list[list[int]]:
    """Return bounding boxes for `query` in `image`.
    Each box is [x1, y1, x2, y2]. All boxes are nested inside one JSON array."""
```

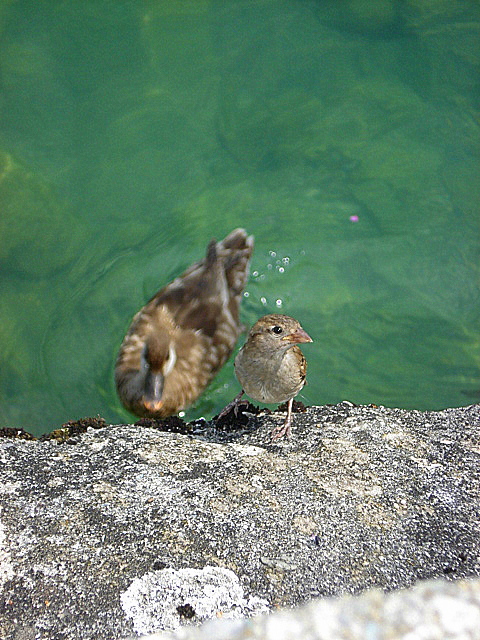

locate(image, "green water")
[[0, 0, 478, 436]]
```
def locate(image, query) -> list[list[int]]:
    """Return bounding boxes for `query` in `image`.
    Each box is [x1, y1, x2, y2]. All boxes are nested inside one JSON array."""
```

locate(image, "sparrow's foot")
[[270, 397, 294, 441], [216, 391, 247, 421], [270, 419, 291, 441]]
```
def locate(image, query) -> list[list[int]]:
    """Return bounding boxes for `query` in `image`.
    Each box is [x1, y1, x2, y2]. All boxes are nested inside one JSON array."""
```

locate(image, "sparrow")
[[223, 314, 313, 440], [115, 228, 254, 418]]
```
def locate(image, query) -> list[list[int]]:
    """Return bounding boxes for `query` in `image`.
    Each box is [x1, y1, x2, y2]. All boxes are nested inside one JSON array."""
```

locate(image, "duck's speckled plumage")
[[115, 228, 254, 418]]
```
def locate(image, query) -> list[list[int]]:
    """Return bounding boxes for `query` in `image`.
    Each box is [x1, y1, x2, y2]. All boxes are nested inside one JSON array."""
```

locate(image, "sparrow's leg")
[[270, 397, 293, 441], [216, 390, 247, 420]]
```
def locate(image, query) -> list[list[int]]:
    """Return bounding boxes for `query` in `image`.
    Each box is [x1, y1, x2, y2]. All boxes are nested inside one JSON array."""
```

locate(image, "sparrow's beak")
[[284, 327, 313, 344], [142, 370, 164, 412]]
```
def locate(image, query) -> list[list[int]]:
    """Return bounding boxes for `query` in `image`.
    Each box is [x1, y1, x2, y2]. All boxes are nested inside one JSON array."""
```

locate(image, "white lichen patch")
[[120, 565, 269, 634]]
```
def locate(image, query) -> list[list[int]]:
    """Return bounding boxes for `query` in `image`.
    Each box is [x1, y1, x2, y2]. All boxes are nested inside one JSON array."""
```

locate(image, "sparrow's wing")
[[292, 346, 308, 385]]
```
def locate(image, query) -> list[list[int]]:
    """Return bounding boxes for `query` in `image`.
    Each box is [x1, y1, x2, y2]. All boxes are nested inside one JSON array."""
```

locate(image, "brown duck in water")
[[115, 228, 254, 418]]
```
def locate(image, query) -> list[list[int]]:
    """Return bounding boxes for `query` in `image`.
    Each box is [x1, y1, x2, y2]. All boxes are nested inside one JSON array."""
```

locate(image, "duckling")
[[115, 228, 254, 418]]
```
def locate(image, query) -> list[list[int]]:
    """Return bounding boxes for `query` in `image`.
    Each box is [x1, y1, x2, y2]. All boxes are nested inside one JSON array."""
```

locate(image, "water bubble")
[[275, 299, 283, 307], [243, 291, 249, 297], [278, 267, 285, 274], [252, 270, 259, 277], [282, 256, 290, 265], [260, 296, 267, 305], [269, 250, 277, 257], [267, 264, 273, 270]]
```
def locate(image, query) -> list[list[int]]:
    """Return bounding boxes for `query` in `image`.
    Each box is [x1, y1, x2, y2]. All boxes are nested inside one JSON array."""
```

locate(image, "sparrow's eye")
[[271, 325, 283, 335]]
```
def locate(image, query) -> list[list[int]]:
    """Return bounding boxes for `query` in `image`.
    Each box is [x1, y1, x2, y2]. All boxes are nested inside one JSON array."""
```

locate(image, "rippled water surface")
[[1, 0, 479, 435]]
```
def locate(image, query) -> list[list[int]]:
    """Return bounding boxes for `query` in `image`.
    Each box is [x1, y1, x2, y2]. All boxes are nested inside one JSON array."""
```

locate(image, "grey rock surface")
[[1, 402, 479, 639]]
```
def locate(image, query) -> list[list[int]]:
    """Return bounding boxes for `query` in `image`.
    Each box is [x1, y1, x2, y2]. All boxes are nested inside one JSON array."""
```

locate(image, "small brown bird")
[[226, 314, 313, 440], [115, 228, 254, 418]]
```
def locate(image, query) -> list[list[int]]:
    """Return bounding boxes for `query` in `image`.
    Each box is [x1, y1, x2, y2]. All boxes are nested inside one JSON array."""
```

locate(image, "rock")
[[1, 402, 479, 639]]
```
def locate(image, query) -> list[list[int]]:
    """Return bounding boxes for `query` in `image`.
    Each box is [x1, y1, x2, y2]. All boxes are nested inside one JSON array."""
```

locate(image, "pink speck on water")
[[349, 215, 359, 222]]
